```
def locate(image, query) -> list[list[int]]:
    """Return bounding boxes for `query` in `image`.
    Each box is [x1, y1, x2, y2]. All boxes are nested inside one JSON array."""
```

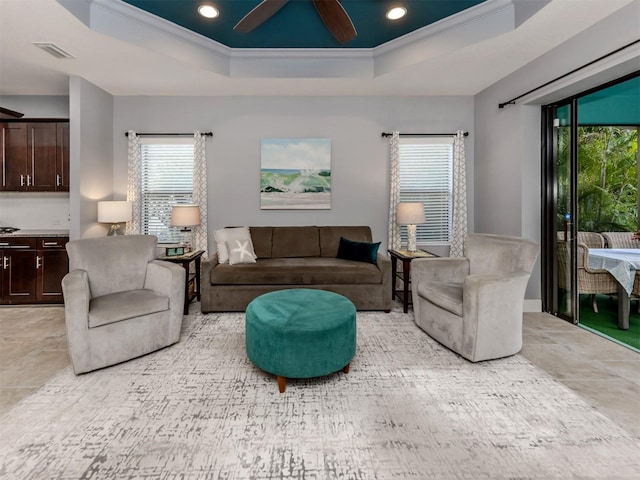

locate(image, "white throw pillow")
[[214, 227, 255, 263], [226, 239, 257, 265]]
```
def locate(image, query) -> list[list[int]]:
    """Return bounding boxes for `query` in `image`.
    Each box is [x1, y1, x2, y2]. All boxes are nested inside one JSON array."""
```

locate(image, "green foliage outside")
[[557, 126, 638, 233]]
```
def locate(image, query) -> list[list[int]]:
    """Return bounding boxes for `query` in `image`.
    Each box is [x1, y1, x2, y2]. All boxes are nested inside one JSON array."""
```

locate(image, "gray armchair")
[[411, 234, 539, 362], [62, 235, 185, 374]]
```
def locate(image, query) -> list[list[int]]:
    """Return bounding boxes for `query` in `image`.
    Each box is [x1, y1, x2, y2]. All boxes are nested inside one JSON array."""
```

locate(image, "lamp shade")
[[97, 201, 132, 223], [171, 204, 201, 227], [396, 202, 425, 225]]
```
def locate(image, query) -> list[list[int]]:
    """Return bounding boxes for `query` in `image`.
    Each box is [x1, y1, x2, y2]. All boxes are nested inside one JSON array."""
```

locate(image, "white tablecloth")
[[588, 248, 640, 295]]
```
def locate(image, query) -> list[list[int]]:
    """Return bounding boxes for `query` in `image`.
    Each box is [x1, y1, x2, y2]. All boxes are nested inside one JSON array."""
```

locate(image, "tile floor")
[[1, 304, 638, 435]]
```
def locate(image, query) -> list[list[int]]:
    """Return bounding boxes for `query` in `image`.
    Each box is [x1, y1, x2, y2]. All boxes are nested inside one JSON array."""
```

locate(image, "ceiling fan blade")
[[313, 0, 357, 44], [234, 0, 290, 33]]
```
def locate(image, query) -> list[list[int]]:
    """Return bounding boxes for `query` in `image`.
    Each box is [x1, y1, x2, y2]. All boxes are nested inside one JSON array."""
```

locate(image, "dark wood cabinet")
[[56, 123, 69, 191], [36, 237, 68, 302], [1, 122, 28, 190], [1, 120, 69, 192], [0, 238, 37, 304], [28, 123, 57, 191], [0, 236, 68, 305]]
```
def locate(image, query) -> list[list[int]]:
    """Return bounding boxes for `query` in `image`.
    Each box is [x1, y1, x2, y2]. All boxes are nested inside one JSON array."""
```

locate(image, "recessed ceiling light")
[[386, 7, 407, 20], [198, 4, 219, 19]]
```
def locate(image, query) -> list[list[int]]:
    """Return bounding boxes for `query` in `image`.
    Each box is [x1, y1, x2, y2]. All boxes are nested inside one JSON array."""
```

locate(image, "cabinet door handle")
[[56, 174, 61, 186], [31, 128, 35, 186], [43, 242, 59, 247], [26, 174, 31, 186], [0, 242, 8, 247], [36, 256, 42, 269], [21, 174, 25, 186], [2, 257, 7, 269], [2, 128, 5, 187]]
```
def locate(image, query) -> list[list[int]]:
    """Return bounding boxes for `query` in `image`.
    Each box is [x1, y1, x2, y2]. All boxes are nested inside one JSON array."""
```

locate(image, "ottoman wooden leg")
[[343, 363, 350, 374], [277, 375, 287, 393]]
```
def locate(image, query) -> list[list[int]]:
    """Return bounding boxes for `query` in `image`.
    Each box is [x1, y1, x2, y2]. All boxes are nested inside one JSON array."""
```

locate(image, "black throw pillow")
[[336, 237, 381, 265]]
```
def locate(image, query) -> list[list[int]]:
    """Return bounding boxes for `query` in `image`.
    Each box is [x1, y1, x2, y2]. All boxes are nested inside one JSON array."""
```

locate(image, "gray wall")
[[112, 96, 475, 256], [0, 95, 69, 118], [474, 1, 640, 303], [69, 76, 114, 239]]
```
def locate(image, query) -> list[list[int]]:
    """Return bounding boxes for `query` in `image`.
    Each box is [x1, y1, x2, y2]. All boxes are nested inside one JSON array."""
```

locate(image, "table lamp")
[[97, 201, 132, 236], [397, 202, 426, 252], [170, 204, 200, 251]]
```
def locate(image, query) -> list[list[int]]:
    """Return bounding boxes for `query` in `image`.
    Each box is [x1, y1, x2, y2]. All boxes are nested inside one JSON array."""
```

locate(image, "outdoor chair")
[[602, 232, 639, 249], [557, 233, 618, 313]]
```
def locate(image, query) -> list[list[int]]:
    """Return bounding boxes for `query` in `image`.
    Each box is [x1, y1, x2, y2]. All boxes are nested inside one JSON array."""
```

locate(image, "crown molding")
[[57, 0, 534, 80]]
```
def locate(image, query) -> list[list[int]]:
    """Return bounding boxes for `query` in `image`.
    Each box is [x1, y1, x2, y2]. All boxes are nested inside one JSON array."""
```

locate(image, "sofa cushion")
[[250, 227, 273, 259], [214, 227, 255, 264], [210, 257, 382, 285], [88, 289, 169, 328], [337, 237, 380, 265], [271, 226, 320, 258], [416, 281, 463, 317], [319, 226, 372, 257], [227, 239, 257, 265]]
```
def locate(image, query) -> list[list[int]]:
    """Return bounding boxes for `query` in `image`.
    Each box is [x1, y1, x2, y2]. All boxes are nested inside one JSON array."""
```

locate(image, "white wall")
[[112, 96, 475, 256], [69, 76, 114, 239], [474, 0, 640, 303]]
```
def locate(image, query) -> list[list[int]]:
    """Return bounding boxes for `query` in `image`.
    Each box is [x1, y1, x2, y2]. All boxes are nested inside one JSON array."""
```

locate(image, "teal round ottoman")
[[245, 288, 357, 393]]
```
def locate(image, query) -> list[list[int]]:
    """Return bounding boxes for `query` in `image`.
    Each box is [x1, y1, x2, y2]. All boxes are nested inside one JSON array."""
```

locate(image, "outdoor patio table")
[[588, 248, 640, 330]]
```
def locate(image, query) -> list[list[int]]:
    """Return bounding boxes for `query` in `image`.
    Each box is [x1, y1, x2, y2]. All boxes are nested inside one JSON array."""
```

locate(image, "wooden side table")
[[388, 248, 437, 313], [158, 250, 204, 314]]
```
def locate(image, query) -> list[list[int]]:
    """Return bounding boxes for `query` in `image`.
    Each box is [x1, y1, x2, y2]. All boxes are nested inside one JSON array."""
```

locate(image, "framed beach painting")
[[260, 138, 331, 209]]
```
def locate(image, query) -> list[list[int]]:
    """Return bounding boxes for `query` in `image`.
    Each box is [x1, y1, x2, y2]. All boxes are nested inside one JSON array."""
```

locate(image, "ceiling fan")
[[234, 0, 357, 44]]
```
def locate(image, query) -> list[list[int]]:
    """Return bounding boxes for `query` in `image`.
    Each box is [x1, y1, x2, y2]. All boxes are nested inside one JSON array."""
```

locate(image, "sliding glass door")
[[542, 72, 639, 324], [543, 101, 578, 323]]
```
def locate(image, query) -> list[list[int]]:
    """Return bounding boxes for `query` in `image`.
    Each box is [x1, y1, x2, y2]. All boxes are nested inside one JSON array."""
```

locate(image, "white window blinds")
[[399, 137, 454, 244], [140, 138, 194, 243]]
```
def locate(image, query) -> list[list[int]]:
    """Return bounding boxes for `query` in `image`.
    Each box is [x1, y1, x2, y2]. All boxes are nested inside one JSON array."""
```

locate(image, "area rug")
[[1, 308, 639, 479]]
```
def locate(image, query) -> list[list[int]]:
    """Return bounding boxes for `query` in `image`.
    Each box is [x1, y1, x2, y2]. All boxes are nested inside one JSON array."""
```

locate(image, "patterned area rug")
[[1, 307, 639, 479]]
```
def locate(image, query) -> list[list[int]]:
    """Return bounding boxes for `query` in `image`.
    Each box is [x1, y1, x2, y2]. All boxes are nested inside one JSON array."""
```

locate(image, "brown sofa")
[[200, 226, 392, 312]]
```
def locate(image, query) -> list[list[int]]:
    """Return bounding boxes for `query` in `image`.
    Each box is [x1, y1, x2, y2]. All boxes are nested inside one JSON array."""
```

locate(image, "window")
[[399, 137, 454, 244], [140, 138, 194, 243]]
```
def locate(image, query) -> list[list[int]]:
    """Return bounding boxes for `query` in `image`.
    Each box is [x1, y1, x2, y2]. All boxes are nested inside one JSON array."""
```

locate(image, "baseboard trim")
[[524, 299, 542, 312]]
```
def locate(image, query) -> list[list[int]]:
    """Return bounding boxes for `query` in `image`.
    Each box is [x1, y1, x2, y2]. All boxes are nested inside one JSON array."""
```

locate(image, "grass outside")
[[578, 294, 640, 351]]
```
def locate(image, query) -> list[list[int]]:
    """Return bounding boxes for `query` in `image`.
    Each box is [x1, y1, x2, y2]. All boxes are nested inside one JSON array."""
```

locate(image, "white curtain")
[[192, 131, 208, 257], [387, 131, 401, 251], [450, 130, 468, 257], [126, 130, 142, 235]]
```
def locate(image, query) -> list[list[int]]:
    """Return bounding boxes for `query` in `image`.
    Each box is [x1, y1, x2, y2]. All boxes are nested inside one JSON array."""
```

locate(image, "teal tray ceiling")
[[578, 75, 640, 126], [121, 0, 487, 49]]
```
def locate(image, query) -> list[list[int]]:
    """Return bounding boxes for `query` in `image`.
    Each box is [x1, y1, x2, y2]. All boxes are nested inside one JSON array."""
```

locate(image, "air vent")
[[33, 42, 74, 59]]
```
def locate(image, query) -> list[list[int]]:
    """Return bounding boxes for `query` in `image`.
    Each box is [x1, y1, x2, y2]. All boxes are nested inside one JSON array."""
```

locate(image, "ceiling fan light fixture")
[[198, 4, 219, 19], [386, 6, 407, 20]]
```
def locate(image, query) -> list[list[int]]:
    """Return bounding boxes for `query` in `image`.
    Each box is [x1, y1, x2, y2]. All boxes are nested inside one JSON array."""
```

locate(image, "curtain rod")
[[498, 39, 640, 109], [381, 131, 468, 137], [124, 132, 213, 137]]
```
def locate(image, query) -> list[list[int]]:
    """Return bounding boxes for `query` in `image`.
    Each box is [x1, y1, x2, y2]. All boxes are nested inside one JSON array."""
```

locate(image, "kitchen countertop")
[[0, 229, 69, 238]]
